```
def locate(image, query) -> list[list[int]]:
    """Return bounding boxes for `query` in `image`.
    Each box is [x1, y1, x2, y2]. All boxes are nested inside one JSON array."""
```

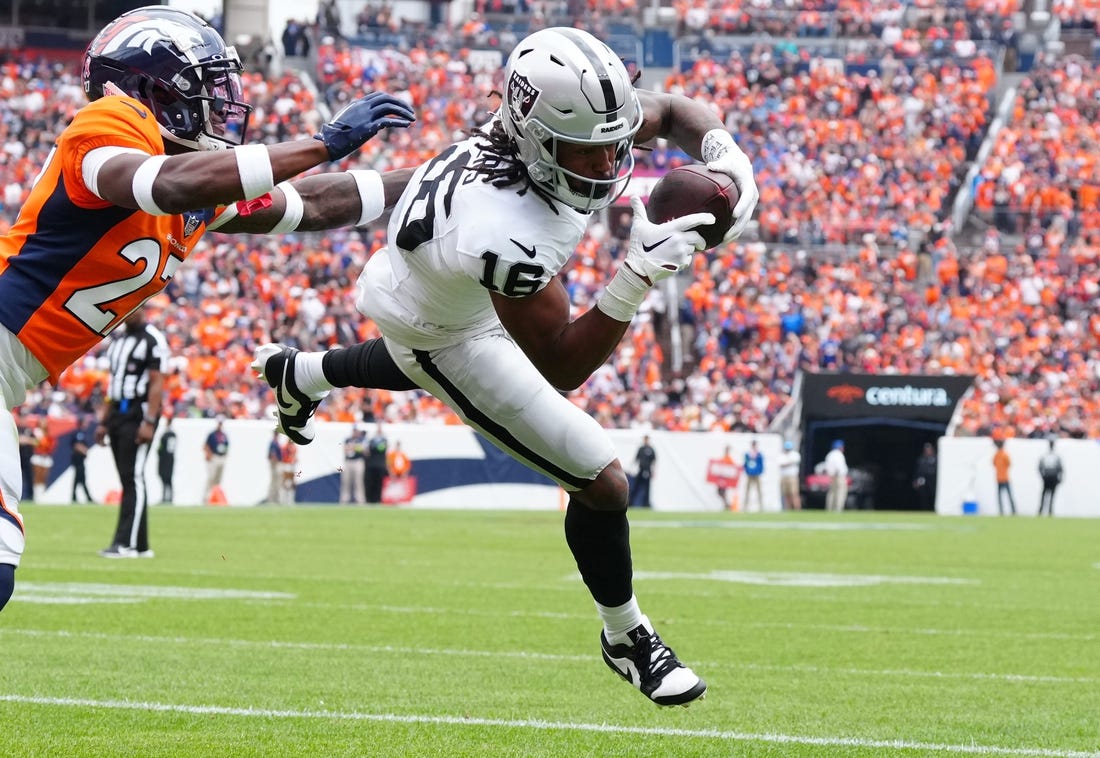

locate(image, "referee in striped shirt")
[[95, 309, 167, 558]]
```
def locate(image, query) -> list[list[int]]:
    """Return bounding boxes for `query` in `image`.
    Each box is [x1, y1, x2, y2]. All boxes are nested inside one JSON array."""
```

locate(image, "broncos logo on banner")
[[826, 385, 864, 404]]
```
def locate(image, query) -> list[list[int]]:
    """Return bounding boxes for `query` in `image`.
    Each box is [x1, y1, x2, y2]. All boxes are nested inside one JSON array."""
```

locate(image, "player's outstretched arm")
[[88, 91, 415, 216], [209, 167, 418, 234]]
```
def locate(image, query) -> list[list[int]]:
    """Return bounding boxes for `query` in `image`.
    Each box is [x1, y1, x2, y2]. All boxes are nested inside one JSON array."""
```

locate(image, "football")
[[645, 165, 739, 250]]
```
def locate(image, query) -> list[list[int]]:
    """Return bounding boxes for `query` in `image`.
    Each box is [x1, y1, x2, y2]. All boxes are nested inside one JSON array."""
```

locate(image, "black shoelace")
[[632, 634, 680, 681]]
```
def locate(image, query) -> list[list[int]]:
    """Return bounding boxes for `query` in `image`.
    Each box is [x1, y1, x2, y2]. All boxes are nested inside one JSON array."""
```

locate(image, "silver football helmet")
[[499, 28, 642, 212]]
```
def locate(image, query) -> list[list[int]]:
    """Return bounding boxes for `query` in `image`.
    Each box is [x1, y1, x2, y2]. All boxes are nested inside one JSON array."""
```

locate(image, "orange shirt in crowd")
[[993, 448, 1011, 484]]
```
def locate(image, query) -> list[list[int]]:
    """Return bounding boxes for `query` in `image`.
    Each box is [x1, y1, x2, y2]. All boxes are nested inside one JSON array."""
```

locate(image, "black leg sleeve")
[[0, 563, 14, 611], [322, 339, 420, 391], [564, 498, 633, 607]]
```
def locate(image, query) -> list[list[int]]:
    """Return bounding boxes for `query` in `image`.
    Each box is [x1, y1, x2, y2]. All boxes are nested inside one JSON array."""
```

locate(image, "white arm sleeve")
[[81, 146, 150, 199]]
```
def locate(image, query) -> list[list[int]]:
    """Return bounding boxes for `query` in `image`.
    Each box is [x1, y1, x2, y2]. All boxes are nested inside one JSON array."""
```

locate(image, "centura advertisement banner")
[[801, 373, 974, 423]]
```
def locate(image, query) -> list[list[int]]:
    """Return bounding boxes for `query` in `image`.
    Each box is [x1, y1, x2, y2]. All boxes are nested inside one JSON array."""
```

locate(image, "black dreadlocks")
[[466, 120, 559, 212]]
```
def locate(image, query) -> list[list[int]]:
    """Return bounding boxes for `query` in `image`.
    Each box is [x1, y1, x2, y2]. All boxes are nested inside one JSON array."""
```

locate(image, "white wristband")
[[348, 169, 384, 227], [269, 182, 305, 233], [701, 128, 737, 164], [131, 155, 171, 216], [234, 143, 275, 199], [597, 263, 650, 322]]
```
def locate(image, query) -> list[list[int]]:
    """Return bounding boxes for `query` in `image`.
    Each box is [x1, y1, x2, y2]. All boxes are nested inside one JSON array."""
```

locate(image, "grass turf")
[[2, 504, 1099, 757]]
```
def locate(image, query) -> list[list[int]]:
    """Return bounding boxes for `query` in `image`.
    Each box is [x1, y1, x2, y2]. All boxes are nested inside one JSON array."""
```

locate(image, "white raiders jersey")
[[357, 135, 590, 350]]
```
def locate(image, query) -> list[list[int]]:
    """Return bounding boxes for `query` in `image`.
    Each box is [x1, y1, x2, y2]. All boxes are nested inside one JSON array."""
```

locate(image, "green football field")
[[2, 504, 1098, 757]]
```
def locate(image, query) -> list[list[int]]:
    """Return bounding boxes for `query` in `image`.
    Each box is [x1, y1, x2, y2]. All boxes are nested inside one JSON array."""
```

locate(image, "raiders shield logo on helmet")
[[508, 71, 540, 120]]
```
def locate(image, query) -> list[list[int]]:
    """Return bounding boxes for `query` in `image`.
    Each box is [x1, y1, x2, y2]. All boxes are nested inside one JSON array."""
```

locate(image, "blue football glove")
[[315, 92, 416, 161]]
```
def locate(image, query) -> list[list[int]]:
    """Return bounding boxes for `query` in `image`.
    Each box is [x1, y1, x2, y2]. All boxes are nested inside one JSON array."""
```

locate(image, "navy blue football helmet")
[[83, 5, 252, 151]]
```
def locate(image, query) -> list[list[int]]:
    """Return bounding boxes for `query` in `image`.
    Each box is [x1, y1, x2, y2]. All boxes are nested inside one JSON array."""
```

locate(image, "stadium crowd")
[[2, 4, 1098, 442]]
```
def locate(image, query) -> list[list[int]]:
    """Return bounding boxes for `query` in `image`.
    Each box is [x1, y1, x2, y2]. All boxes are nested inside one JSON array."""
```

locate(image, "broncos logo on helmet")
[[83, 5, 252, 151], [100, 19, 206, 58]]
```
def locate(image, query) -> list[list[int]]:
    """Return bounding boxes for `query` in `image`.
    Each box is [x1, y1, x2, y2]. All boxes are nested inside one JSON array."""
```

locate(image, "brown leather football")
[[645, 165, 739, 250]]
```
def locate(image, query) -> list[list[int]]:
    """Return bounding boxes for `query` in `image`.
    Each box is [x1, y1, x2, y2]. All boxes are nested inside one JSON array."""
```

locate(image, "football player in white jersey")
[[254, 27, 758, 706]]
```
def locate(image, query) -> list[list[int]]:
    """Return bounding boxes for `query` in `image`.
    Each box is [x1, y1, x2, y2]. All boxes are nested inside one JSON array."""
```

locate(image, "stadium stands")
[[4, 2, 1097, 439]]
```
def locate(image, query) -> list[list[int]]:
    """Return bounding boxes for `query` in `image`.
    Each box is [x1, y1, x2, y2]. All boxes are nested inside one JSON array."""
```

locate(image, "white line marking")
[[736, 662, 1100, 685], [633, 570, 978, 587], [0, 695, 1094, 757], [747, 621, 1098, 642], [278, 603, 1094, 642], [3, 628, 1096, 684], [2, 628, 588, 660], [15, 582, 295, 605], [635, 521, 942, 531]]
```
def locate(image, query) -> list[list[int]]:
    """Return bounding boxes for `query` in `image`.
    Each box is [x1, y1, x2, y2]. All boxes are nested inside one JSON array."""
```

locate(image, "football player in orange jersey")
[[0, 5, 416, 611]]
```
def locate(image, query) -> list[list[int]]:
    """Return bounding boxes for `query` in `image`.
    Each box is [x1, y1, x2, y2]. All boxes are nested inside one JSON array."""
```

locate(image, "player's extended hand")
[[707, 146, 759, 242], [314, 92, 416, 161], [625, 196, 713, 284]]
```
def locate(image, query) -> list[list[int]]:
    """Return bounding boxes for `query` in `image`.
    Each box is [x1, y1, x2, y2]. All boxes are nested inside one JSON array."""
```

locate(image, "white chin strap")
[[158, 124, 228, 152]]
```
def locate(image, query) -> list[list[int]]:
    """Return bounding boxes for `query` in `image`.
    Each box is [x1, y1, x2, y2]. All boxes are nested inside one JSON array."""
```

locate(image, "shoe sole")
[[600, 647, 708, 707]]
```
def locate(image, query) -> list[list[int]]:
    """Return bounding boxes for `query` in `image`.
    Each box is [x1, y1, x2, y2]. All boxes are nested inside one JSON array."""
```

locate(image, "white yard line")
[[281, 603, 1100, 643], [746, 620, 1098, 642], [4, 628, 1097, 684], [13, 575, 1094, 641], [0, 694, 1095, 757], [634, 521, 946, 531]]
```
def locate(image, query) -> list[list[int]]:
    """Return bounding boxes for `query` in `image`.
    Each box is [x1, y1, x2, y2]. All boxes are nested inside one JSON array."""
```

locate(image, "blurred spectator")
[[1037, 437, 1063, 517], [70, 416, 94, 504], [778, 439, 801, 511], [157, 416, 177, 504], [714, 445, 740, 510], [341, 424, 367, 504], [365, 423, 389, 505], [17, 417, 35, 502], [29, 416, 55, 503], [741, 438, 764, 512], [629, 435, 656, 508], [204, 417, 230, 503], [823, 439, 848, 512], [279, 438, 298, 504], [993, 438, 1016, 515], [282, 19, 312, 57], [912, 442, 937, 511], [318, 0, 342, 38], [387, 439, 411, 481], [266, 431, 284, 505]]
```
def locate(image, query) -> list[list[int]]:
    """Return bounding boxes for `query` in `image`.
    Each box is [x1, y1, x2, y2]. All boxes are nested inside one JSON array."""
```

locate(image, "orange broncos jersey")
[[0, 95, 228, 381]]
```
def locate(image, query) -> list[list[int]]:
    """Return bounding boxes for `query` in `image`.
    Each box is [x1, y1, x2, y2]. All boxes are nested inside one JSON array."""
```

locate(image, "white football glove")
[[625, 196, 713, 284], [702, 130, 759, 243]]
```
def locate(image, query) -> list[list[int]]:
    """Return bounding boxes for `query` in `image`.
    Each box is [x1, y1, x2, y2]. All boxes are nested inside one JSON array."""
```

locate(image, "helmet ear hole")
[[149, 83, 176, 106]]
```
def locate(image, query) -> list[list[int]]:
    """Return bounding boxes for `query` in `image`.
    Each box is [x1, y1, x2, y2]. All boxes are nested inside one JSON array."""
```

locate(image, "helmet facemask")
[[520, 120, 638, 212], [148, 54, 251, 151]]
